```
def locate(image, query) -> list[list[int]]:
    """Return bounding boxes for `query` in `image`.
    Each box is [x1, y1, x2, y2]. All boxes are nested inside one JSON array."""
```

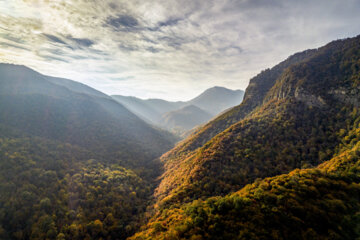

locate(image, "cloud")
[[158, 17, 184, 27], [146, 46, 161, 53], [37, 54, 69, 63], [43, 34, 67, 45], [109, 75, 135, 81], [0, 42, 29, 51], [66, 36, 95, 47], [0, 0, 360, 101], [0, 33, 25, 44], [106, 15, 139, 31]]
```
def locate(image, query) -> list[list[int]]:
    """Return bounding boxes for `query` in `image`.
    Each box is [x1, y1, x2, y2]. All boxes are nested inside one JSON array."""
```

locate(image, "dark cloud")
[[43, 34, 67, 45], [70, 55, 89, 60], [223, 0, 283, 12], [108, 2, 118, 9], [146, 17, 186, 32], [218, 46, 243, 55], [158, 17, 184, 27], [43, 33, 94, 49], [158, 36, 187, 49], [0, 42, 29, 51], [106, 15, 139, 30], [146, 46, 161, 53], [37, 53, 69, 63], [66, 36, 95, 47], [142, 37, 158, 44], [0, 34, 25, 44], [46, 48, 67, 56], [88, 48, 110, 56], [118, 43, 139, 52]]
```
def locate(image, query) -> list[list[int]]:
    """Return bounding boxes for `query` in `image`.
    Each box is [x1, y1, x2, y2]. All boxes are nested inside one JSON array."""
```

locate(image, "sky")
[[0, 0, 360, 101]]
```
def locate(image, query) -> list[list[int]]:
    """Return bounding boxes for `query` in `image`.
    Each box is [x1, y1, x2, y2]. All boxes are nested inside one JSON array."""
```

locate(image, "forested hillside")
[[0, 135, 154, 239], [0, 64, 177, 239], [154, 35, 360, 208], [131, 131, 360, 239], [130, 35, 360, 239], [0, 64, 176, 164]]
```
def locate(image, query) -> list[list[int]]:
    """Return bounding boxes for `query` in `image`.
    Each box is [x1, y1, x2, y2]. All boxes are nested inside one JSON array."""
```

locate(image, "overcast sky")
[[0, 0, 360, 101]]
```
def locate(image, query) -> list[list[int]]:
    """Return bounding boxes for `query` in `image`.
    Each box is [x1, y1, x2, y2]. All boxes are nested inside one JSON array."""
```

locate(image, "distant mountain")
[[46, 75, 109, 99], [0, 63, 176, 166], [111, 95, 160, 123], [112, 87, 244, 134], [144, 99, 185, 115], [111, 95, 185, 123], [131, 35, 360, 240], [0, 64, 109, 99], [160, 105, 213, 134], [188, 86, 245, 115], [0, 63, 181, 239]]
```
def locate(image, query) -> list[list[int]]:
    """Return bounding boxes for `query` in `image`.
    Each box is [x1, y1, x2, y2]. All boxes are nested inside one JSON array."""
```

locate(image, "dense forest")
[[0, 65, 176, 239], [153, 35, 360, 208], [131, 35, 360, 238], [0, 35, 359, 240], [131, 139, 360, 239], [0, 135, 156, 239]]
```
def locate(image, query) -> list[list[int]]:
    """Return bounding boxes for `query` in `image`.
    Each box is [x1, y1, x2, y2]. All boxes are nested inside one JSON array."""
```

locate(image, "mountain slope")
[[154, 35, 360, 207], [0, 63, 178, 239], [111, 95, 162, 123], [0, 63, 176, 167], [130, 35, 360, 240], [0, 64, 108, 99], [166, 49, 318, 154], [144, 99, 186, 116], [160, 105, 213, 133], [131, 138, 360, 240], [111, 96, 186, 124], [112, 87, 244, 134], [0, 134, 158, 240], [188, 86, 244, 115]]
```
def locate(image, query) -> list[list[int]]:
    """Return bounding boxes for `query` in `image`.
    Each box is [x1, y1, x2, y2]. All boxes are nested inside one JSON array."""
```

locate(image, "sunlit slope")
[[155, 35, 360, 207], [130, 113, 360, 240]]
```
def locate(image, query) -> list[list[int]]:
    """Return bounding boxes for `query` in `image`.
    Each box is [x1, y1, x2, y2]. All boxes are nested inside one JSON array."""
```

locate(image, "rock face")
[[151, 34, 360, 208], [295, 88, 327, 107], [329, 87, 360, 107], [130, 35, 360, 240]]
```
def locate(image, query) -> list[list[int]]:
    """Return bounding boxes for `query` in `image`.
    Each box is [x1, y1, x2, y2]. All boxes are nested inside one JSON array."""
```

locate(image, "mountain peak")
[[201, 86, 241, 94], [189, 86, 244, 115], [112, 87, 245, 134], [179, 104, 205, 112]]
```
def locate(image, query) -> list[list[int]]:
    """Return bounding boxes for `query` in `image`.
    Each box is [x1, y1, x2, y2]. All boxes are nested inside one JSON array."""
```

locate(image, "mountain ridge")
[[159, 105, 213, 134], [154, 35, 360, 207], [0, 63, 176, 165], [129, 34, 360, 240], [0, 63, 179, 239], [112, 86, 244, 134]]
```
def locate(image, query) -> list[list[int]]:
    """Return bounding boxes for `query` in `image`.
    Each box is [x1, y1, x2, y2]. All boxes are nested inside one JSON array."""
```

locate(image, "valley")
[[112, 87, 244, 135], [0, 35, 359, 240]]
